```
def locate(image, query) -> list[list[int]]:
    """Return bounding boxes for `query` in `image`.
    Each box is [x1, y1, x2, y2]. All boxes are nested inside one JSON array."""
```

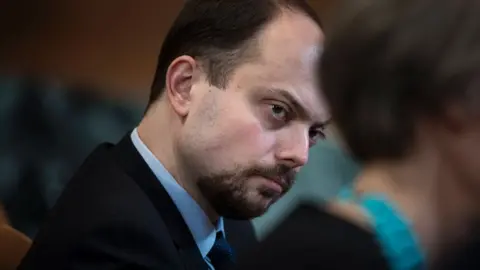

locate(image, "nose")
[[274, 130, 309, 171]]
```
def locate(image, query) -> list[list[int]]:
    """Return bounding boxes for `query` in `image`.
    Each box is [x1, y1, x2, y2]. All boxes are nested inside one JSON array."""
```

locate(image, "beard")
[[195, 164, 296, 220], [176, 133, 296, 220]]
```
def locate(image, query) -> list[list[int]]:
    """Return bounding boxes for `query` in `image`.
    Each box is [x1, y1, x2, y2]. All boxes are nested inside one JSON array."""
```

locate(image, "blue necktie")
[[207, 231, 235, 270]]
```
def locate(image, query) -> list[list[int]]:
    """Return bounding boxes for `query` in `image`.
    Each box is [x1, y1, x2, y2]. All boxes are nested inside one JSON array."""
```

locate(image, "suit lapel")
[[112, 134, 208, 270], [224, 219, 258, 258]]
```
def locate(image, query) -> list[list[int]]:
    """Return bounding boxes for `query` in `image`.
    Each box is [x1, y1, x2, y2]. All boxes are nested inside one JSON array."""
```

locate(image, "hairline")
[[148, 6, 320, 108]]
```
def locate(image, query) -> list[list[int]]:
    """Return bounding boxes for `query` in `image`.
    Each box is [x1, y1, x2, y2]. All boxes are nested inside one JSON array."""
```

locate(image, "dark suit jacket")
[[235, 203, 390, 270], [18, 135, 258, 270]]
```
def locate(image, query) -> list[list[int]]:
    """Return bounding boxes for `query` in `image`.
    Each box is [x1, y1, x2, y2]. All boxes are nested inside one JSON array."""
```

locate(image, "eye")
[[270, 104, 289, 122], [309, 128, 326, 144]]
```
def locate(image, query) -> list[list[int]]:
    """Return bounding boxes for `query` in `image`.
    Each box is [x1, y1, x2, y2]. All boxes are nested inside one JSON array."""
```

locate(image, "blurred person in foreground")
[[235, 0, 480, 269], [18, 0, 329, 269]]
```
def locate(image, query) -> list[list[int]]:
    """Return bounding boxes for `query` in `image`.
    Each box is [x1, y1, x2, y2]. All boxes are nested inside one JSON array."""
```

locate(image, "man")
[[19, 0, 328, 269]]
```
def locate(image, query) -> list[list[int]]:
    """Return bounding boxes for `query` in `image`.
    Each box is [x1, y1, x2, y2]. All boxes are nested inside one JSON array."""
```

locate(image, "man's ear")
[[165, 55, 197, 117]]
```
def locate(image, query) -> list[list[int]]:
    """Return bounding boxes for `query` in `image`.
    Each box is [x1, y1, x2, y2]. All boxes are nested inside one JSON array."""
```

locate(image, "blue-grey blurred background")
[[252, 139, 358, 238]]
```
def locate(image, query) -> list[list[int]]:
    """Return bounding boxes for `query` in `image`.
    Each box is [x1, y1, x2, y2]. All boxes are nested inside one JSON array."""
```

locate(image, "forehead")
[[258, 10, 323, 70], [235, 11, 328, 122]]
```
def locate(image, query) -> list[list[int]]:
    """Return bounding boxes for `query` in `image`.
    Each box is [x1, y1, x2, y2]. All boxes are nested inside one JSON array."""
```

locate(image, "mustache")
[[246, 165, 296, 191]]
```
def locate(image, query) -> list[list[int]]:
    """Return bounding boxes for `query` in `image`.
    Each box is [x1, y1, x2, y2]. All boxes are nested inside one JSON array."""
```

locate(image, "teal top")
[[338, 189, 426, 270]]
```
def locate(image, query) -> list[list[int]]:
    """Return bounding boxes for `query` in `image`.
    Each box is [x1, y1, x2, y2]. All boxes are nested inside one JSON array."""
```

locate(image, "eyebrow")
[[267, 88, 331, 128]]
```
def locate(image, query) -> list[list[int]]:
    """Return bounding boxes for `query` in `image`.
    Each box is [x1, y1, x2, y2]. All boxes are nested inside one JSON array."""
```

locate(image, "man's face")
[[176, 12, 328, 219]]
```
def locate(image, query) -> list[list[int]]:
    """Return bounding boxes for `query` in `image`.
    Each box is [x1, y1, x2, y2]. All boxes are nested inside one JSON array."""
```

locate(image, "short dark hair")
[[320, 0, 480, 163], [149, 0, 321, 106]]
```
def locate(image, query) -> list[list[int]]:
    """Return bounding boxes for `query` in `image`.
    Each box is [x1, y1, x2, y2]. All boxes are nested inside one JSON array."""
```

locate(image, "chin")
[[220, 199, 272, 220], [221, 211, 263, 220], [246, 198, 276, 217]]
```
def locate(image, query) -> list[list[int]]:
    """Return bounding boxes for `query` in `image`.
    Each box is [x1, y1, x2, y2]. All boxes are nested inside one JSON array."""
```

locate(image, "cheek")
[[208, 119, 275, 164], [190, 91, 276, 168]]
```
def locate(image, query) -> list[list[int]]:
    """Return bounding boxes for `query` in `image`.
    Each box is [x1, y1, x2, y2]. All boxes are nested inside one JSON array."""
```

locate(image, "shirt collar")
[[130, 128, 224, 258]]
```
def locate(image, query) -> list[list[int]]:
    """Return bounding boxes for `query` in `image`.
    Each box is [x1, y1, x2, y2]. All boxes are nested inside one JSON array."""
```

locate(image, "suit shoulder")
[[35, 143, 171, 244], [20, 209, 178, 270], [21, 144, 176, 269]]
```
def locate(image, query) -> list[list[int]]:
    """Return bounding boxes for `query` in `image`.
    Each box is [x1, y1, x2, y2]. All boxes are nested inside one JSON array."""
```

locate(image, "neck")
[[137, 102, 219, 223], [353, 152, 476, 265]]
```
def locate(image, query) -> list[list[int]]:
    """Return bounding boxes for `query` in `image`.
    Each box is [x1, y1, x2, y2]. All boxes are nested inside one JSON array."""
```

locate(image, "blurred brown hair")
[[320, 0, 480, 163]]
